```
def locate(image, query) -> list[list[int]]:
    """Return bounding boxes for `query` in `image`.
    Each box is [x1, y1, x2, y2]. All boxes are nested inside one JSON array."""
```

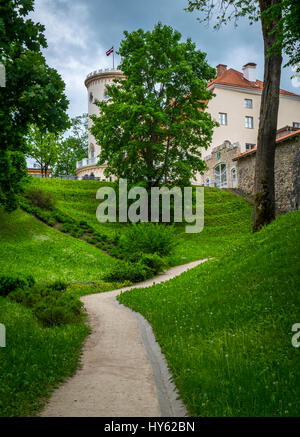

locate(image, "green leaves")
[[0, 0, 69, 211], [91, 23, 217, 189]]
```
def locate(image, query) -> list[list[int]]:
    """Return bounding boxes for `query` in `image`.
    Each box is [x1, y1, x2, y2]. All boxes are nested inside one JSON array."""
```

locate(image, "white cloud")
[[29, 0, 111, 117]]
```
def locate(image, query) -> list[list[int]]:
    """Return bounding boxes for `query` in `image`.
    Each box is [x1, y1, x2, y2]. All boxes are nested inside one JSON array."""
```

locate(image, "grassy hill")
[[118, 211, 300, 416], [0, 208, 116, 282], [26, 178, 253, 265], [5, 177, 289, 417]]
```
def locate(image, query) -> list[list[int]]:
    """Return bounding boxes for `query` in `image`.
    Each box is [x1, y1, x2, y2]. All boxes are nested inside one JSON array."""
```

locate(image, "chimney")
[[216, 64, 227, 77], [242, 63, 257, 82]]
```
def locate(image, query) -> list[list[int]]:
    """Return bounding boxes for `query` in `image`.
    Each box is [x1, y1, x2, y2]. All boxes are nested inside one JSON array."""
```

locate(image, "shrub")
[[118, 223, 175, 256], [103, 260, 152, 282], [33, 294, 83, 326], [139, 253, 167, 274], [9, 281, 83, 326], [24, 188, 56, 210], [0, 275, 35, 297], [35, 208, 56, 226], [61, 223, 74, 233]]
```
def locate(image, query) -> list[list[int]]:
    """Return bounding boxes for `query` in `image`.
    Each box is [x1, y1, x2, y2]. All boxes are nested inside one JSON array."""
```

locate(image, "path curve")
[[40, 259, 207, 417]]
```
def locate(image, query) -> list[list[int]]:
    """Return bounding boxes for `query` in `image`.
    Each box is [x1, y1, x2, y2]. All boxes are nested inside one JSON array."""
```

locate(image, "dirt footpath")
[[40, 260, 207, 417]]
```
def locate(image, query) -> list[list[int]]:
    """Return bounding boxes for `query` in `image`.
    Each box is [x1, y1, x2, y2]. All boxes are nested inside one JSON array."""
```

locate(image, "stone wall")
[[200, 141, 241, 188], [235, 135, 300, 214]]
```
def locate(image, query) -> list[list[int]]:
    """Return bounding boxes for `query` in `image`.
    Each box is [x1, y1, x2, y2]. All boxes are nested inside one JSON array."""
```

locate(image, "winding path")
[[40, 259, 207, 417]]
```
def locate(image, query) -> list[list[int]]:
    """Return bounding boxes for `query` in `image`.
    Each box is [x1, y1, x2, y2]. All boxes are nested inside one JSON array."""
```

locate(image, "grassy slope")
[[119, 212, 300, 417], [0, 208, 116, 282], [29, 178, 253, 265], [0, 299, 89, 417]]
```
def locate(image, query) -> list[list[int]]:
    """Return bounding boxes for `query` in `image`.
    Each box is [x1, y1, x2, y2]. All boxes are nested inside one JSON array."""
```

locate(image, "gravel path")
[[40, 259, 207, 417]]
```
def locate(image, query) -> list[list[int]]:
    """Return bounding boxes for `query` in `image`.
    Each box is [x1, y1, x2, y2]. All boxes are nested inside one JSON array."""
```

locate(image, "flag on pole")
[[106, 46, 114, 56]]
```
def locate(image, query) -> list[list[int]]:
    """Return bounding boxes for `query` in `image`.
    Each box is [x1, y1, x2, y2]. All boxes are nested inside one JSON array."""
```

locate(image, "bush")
[[9, 281, 83, 326], [33, 294, 83, 326], [139, 253, 167, 274], [0, 274, 35, 297], [24, 188, 56, 210], [118, 223, 175, 256], [103, 260, 152, 282], [35, 208, 56, 226]]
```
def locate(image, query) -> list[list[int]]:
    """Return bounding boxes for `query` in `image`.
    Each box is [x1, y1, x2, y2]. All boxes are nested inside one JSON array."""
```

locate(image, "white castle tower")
[[75, 68, 124, 180]]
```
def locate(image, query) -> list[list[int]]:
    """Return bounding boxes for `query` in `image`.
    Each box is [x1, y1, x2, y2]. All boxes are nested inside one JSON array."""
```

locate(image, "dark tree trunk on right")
[[253, 0, 282, 232]]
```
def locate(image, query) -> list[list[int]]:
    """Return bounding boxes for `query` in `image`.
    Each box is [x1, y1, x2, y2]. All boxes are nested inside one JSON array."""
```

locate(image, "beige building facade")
[[196, 63, 300, 186]]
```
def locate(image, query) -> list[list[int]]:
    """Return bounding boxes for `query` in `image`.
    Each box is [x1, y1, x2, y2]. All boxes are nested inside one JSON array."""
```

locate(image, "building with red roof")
[[203, 63, 300, 159]]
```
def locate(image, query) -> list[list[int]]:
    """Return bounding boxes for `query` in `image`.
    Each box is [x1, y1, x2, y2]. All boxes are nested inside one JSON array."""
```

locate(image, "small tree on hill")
[[54, 114, 88, 177], [27, 126, 61, 178], [91, 23, 217, 190]]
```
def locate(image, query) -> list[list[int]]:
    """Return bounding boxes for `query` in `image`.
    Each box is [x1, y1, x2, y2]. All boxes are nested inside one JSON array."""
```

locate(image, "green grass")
[[0, 208, 116, 282], [118, 211, 300, 417], [28, 178, 253, 266], [0, 298, 89, 417], [0, 178, 267, 417]]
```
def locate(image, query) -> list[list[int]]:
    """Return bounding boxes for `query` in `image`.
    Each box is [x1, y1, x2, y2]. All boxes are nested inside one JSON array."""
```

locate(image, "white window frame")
[[214, 163, 227, 188], [231, 167, 237, 188], [219, 113, 227, 125], [245, 116, 254, 129], [244, 99, 253, 109], [205, 176, 211, 187]]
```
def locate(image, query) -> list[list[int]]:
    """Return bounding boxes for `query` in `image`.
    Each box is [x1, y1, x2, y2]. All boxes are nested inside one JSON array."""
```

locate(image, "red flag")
[[106, 46, 114, 56]]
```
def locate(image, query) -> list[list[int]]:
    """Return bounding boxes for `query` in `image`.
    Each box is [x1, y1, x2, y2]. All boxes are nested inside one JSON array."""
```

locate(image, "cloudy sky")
[[30, 0, 299, 118]]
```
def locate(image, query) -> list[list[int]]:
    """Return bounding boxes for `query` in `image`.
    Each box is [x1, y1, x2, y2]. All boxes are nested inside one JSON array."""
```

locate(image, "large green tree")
[[186, 0, 300, 231], [0, 0, 69, 211], [91, 23, 217, 190], [53, 114, 88, 177]]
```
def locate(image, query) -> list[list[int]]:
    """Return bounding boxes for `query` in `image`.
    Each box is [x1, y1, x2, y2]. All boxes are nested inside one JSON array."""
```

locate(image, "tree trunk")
[[253, 0, 282, 232]]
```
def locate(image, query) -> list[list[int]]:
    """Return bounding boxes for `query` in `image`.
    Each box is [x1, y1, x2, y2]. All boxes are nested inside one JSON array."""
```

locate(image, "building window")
[[214, 163, 227, 188], [219, 113, 227, 125], [244, 99, 253, 108], [231, 167, 237, 188], [89, 143, 95, 159], [245, 116, 254, 129], [293, 122, 300, 128], [104, 88, 109, 99], [89, 92, 94, 103], [246, 143, 256, 151], [205, 177, 211, 187]]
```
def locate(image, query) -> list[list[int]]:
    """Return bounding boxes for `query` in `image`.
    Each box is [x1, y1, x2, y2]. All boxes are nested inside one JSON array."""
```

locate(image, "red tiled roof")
[[276, 128, 300, 142], [207, 68, 300, 97], [233, 129, 300, 160]]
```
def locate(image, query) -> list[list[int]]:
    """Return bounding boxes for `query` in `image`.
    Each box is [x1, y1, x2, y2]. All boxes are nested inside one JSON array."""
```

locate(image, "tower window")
[[104, 88, 109, 99], [89, 92, 94, 103]]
